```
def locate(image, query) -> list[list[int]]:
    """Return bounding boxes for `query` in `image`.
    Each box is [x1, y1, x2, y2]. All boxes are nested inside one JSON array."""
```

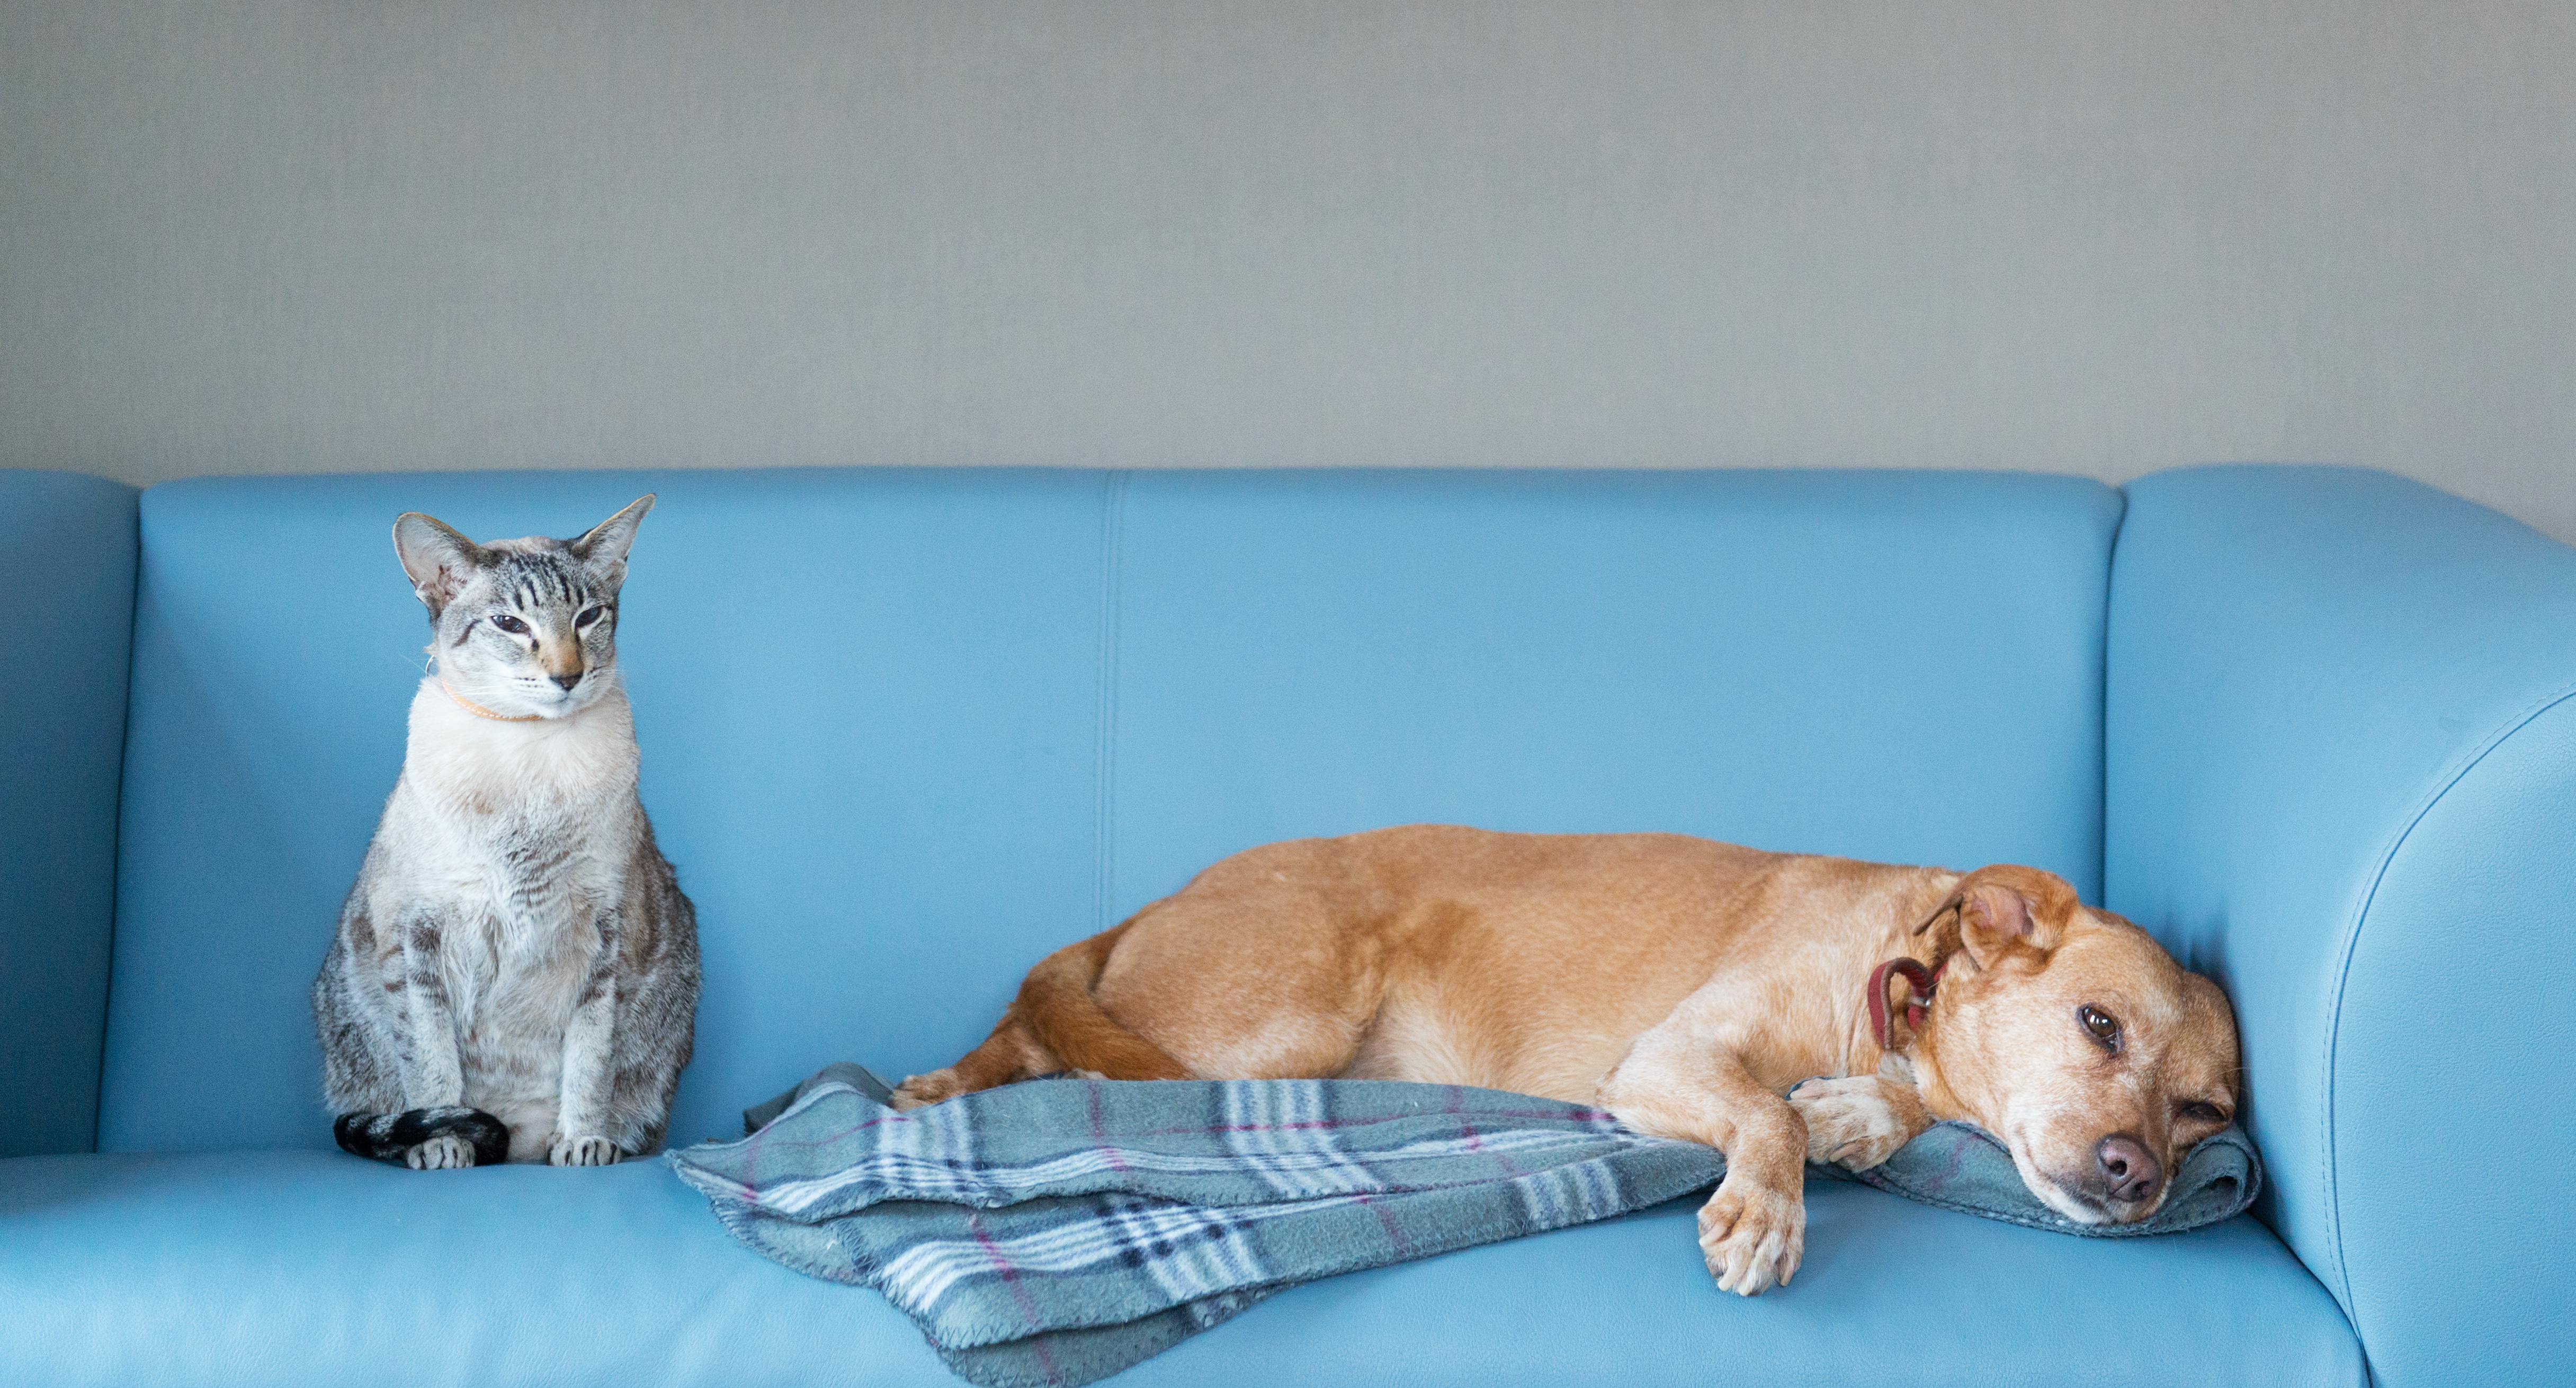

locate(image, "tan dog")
[[895, 825, 2241, 1295]]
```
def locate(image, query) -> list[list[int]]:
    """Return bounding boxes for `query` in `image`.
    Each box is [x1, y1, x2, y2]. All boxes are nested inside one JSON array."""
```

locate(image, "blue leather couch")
[[4, 464, 2568, 1387]]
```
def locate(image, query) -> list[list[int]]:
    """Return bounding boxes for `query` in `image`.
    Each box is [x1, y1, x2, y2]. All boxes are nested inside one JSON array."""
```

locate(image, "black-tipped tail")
[[334, 1107, 510, 1167]]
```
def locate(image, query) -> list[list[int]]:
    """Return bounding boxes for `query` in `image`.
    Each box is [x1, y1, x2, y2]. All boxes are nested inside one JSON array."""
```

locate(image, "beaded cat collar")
[[439, 675, 542, 723]]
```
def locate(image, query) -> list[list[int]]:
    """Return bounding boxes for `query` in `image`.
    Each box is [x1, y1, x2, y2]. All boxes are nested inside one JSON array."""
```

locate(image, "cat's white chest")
[[377, 681, 643, 1008], [399, 680, 641, 820]]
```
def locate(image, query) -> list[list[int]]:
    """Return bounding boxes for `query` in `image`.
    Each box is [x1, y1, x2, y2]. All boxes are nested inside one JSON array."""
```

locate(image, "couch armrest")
[[2107, 466, 2576, 1387], [0, 470, 138, 1157]]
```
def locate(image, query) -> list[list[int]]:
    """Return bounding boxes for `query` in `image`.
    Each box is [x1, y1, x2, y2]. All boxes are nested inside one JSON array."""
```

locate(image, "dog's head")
[[1912, 865, 2239, 1225]]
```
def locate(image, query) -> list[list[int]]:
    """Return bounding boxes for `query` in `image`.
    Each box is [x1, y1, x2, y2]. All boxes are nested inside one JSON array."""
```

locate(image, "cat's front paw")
[[405, 1134, 480, 1170], [548, 1134, 623, 1167]]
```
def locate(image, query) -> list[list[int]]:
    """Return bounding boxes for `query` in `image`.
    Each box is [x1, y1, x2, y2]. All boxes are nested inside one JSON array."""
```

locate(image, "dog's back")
[[897, 825, 1935, 1105]]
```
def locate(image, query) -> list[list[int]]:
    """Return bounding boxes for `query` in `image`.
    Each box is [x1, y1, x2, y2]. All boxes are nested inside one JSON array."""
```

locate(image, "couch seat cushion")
[[2, 1150, 2360, 1387]]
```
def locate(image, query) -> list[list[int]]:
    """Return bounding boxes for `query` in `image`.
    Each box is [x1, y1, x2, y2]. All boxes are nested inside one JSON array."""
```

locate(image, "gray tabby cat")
[[313, 495, 699, 1169]]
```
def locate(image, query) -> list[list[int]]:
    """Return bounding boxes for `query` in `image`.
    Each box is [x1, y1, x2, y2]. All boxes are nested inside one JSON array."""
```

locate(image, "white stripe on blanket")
[[755, 1124, 1632, 1216], [874, 1191, 1364, 1313]]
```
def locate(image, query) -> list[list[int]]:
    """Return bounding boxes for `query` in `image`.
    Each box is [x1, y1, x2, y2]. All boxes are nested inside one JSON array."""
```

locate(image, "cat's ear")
[[570, 494, 655, 587], [392, 512, 486, 616]]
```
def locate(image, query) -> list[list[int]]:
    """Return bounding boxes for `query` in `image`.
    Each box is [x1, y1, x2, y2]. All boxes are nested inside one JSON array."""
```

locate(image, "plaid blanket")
[[669, 1065, 1725, 1387], [670, 1065, 2261, 1388]]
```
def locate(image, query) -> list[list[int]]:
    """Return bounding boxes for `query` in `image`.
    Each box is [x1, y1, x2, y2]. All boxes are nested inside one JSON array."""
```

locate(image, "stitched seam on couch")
[[1092, 471, 1129, 935], [90, 482, 145, 1154], [2320, 674, 2576, 1316], [2094, 485, 2129, 904]]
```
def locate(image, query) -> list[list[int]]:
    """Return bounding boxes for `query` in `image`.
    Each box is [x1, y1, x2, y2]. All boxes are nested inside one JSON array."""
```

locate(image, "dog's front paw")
[[889, 1068, 962, 1111], [1697, 1176, 1805, 1295], [1789, 1075, 1927, 1171], [405, 1134, 479, 1170], [548, 1134, 622, 1167]]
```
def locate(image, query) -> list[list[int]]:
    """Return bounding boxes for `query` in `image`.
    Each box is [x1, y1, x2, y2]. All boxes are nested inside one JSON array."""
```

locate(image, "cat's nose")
[[551, 670, 583, 691]]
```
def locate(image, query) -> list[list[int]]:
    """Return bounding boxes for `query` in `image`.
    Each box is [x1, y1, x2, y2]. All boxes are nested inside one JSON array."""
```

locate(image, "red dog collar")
[[1867, 957, 1945, 1051]]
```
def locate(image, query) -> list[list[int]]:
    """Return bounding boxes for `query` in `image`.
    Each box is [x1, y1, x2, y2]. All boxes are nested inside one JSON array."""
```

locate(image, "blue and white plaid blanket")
[[669, 1065, 1727, 1387], [670, 1064, 2260, 1388]]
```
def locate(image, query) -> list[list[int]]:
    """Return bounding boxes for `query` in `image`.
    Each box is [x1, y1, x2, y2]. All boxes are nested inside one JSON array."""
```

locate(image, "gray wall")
[[4, 2, 2571, 539]]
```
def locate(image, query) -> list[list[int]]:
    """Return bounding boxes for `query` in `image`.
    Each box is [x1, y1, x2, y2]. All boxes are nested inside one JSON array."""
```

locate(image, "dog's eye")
[[490, 614, 530, 635], [2179, 1101, 2227, 1125], [576, 605, 607, 627], [2077, 1004, 2121, 1049]]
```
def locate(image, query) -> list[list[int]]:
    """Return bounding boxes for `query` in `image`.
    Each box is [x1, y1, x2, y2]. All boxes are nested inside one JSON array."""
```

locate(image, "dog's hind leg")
[[890, 1010, 1062, 1110], [892, 920, 1193, 1109]]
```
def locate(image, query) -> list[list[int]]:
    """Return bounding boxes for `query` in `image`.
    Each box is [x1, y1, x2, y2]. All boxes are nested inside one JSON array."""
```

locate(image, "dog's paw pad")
[[1697, 1179, 1804, 1296], [1789, 1075, 1918, 1171], [405, 1134, 478, 1170], [548, 1134, 622, 1167]]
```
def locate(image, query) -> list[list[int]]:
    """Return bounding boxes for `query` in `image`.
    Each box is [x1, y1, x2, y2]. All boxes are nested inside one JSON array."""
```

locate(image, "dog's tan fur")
[[896, 825, 2239, 1294]]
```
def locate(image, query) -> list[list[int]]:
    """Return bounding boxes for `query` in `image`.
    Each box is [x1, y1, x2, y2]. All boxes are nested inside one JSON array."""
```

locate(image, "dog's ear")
[[1912, 865, 2077, 971]]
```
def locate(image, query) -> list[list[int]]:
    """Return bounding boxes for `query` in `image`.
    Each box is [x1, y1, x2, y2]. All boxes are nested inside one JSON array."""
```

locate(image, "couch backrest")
[[96, 467, 2120, 1153]]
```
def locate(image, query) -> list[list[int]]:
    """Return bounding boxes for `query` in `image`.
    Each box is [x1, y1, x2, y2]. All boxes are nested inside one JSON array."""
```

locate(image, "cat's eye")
[[2178, 1100, 2228, 1125], [2077, 1004, 2121, 1051], [490, 614, 530, 635], [577, 605, 607, 627]]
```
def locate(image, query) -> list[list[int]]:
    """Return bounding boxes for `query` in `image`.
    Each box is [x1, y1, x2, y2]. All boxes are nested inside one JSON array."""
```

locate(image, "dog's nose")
[[2096, 1134, 2162, 1205], [551, 670, 583, 691]]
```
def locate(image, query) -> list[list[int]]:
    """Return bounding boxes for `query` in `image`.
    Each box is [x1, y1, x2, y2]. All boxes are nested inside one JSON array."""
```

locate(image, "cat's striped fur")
[[312, 496, 699, 1169]]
